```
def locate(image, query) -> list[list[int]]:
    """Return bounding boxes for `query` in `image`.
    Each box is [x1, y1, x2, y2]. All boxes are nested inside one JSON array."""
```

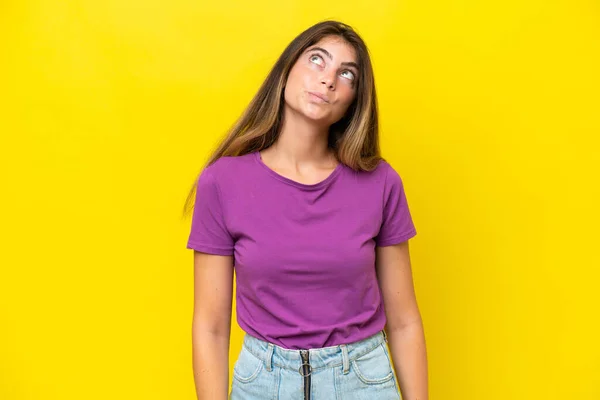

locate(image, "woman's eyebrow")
[[307, 46, 359, 71]]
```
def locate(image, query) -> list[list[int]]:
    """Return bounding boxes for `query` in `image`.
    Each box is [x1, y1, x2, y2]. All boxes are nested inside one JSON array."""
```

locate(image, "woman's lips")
[[307, 91, 330, 103]]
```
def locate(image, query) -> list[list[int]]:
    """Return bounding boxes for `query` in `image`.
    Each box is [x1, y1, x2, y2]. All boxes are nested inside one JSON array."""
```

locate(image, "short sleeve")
[[375, 165, 417, 246], [186, 167, 234, 255]]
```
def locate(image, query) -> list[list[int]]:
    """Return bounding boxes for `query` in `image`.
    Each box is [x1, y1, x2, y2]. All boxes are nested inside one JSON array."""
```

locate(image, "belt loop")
[[265, 343, 274, 372], [341, 344, 350, 374]]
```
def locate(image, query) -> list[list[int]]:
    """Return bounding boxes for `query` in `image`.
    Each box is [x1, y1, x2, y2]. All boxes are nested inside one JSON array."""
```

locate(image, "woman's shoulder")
[[195, 153, 256, 197], [203, 152, 256, 177], [346, 159, 409, 198], [352, 158, 399, 182]]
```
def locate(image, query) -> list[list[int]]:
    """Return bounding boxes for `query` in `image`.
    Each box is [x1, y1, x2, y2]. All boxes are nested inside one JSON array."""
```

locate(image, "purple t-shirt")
[[187, 151, 417, 350]]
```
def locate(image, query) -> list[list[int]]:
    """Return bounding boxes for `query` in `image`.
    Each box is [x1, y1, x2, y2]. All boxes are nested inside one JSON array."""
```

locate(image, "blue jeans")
[[229, 330, 402, 400]]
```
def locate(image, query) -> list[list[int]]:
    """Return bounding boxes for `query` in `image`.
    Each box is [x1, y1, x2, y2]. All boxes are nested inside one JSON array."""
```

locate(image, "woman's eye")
[[309, 54, 324, 65], [341, 70, 355, 80]]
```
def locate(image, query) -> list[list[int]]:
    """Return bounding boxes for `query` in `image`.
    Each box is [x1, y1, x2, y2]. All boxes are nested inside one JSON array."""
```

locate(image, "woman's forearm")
[[386, 320, 429, 400], [192, 323, 230, 400]]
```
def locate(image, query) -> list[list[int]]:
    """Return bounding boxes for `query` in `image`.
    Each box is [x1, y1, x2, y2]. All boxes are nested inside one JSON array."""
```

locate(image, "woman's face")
[[283, 35, 359, 126]]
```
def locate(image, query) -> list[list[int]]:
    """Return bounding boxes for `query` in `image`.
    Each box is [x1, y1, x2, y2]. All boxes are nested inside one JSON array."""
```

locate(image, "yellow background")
[[1, 1, 599, 399]]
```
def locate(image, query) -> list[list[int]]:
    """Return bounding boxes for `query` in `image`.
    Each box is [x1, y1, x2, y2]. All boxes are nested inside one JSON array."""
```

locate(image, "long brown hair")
[[183, 20, 383, 218]]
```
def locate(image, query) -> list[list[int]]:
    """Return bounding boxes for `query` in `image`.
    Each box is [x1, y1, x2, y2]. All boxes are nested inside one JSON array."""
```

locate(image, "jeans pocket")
[[232, 346, 264, 384], [351, 343, 395, 385]]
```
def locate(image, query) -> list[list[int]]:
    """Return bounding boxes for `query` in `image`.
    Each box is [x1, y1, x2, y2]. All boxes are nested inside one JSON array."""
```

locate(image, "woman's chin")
[[285, 103, 334, 125], [303, 114, 332, 126], [301, 108, 333, 123]]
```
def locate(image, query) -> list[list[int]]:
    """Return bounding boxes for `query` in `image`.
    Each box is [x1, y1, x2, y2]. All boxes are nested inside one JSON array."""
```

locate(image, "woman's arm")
[[376, 241, 429, 400], [192, 251, 234, 400]]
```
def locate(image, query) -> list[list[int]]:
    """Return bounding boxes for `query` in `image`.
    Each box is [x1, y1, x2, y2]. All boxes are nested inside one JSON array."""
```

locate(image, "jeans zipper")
[[299, 350, 311, 400]]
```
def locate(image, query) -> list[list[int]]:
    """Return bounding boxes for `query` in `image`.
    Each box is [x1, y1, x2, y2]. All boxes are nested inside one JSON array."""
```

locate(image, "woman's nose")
[[320, 74, 335, 90]]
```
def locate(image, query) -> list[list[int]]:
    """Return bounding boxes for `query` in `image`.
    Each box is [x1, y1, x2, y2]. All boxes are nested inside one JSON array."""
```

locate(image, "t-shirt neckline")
[[254, 150, 343, 190]]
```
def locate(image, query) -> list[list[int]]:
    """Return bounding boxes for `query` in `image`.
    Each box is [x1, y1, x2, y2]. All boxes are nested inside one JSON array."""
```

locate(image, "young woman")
[[184, 20, 428, 400]]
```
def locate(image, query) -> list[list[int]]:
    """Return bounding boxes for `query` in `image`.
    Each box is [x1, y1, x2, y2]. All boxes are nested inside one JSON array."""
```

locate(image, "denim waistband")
[[241, 330, 388, 373]]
